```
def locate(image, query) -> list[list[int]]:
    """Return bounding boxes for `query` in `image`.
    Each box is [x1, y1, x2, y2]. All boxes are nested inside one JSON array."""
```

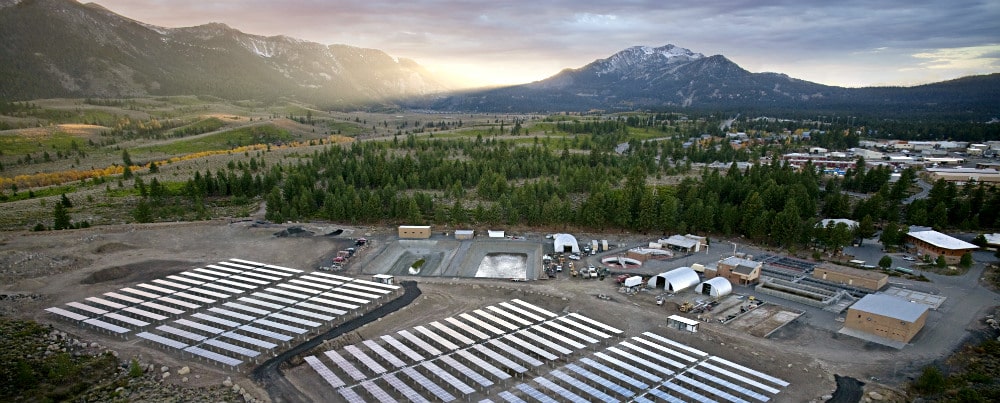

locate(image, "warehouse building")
[[398, 225, 432, 239], [907, 230, 978, 264], [812, 262, 888, 291], [844, 294, 929, 346]]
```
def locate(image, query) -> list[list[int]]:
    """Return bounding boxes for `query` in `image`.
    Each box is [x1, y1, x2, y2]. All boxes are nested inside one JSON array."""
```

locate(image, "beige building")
[[845, 294, 928, 344], [812, 263, 888, 291], [398, 225, 432, 239]]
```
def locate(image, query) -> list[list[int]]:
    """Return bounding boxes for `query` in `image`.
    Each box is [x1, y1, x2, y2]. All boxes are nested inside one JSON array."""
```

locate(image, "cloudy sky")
[[97, 0, 1000, 88]]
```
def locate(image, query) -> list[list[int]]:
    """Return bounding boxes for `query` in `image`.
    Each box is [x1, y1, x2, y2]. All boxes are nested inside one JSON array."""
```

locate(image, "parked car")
[[902, 255, 916, 261], [568, 254, 581, 260]]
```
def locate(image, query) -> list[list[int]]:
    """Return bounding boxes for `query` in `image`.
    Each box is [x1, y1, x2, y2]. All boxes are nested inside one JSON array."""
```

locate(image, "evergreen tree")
[[59, 193, 72, 208], [52, 203, 70, 230]]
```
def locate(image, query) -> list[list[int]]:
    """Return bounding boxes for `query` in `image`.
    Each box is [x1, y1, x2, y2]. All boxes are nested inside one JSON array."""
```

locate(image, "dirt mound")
[[274, 226, 313, 238], [93, 242, 137, 254], [80, 260, 191, 285]]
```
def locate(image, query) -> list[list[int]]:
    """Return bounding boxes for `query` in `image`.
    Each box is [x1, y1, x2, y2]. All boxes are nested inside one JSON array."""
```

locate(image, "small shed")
[[667, 315, 699, 333], [623, 276, 643, 288], [371, 274, 394, 285], [398, 225, 431, 239], [648, 267, 701, 292], [695, 277, 733, 298], [553, 233, 581, 254], [487, 230, 505, 238], [454, 230, 474, 240]]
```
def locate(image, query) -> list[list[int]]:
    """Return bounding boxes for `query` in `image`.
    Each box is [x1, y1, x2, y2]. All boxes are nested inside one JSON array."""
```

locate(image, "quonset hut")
[[695, 277, 733, 298], [648, 267, 700, 292], [553, 233, 581, 254]]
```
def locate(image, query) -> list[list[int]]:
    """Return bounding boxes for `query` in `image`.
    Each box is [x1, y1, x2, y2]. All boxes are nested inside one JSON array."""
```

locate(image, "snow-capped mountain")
[[594, 45, 705, 77]]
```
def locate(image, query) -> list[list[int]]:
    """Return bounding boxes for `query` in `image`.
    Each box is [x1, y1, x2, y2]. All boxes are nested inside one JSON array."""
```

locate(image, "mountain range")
[[2, 0, 998, 117]]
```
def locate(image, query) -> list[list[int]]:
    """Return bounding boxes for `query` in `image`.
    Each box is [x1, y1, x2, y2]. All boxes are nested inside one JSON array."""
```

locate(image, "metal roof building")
[[695, 277, 732, 298], [844, 294, 929, 346], [907, 230, 978, 264], [648, 267, 700, 292], [553, 233, 580, 254]]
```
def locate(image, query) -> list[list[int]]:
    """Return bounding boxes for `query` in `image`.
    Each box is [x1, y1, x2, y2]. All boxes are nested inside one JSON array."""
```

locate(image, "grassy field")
[[137, 124, 295, 154]]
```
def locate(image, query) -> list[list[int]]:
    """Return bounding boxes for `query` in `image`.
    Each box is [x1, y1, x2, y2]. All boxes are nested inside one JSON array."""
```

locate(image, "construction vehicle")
[[570, 265, 579, 277]]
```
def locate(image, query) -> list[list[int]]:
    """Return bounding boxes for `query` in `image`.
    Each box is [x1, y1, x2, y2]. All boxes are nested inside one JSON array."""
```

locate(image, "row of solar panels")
[[46, 259, 400, 367]]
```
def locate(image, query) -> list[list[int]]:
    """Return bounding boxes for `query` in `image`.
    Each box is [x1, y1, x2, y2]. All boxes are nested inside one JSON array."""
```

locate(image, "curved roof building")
[[648, 267, 700, 292], [695, 277, 733, 298], [553, 233, 581, 254]]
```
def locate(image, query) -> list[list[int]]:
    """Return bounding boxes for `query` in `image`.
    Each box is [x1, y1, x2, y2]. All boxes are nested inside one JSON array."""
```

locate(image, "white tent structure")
[[695, 277, 733, 298], [553, 233, 581, 253], [648, 267, 700, 292]]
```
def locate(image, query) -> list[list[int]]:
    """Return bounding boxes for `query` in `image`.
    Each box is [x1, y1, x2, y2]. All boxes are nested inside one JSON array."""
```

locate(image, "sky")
[[95, 0, 1000, 89]]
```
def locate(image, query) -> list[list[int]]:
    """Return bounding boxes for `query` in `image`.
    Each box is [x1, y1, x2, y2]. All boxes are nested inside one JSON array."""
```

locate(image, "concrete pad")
[[880, 287, 946, 310]]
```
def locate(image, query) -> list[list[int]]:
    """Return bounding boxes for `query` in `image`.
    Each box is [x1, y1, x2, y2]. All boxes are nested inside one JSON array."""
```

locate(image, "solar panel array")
[[304, 299, 789, 402], [45, 258, 400, 369]]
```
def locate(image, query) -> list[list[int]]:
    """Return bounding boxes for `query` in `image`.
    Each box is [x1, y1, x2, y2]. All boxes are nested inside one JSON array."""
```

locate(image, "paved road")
[[904, 178, 933, 204], [251, 281, 422, 403]]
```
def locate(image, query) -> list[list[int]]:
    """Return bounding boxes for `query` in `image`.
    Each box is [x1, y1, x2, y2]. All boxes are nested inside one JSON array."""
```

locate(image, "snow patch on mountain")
[[596, 44, 704, 76]]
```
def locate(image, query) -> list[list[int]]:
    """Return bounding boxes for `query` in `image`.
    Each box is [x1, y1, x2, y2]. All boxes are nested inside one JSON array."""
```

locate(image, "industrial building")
[[925, 167, 1000, 183], [553, 233, 581, 253], [695, 277, 733, 298], [709, 256, 762, 285], [812, 263, 888, 291], [626, 247, 672, 262], [648, 267, 701, 292], [398, 225, 432, 239], [658, 234, 706, 253], [906, 230, 978, 264], [844, 294, 929, 345]]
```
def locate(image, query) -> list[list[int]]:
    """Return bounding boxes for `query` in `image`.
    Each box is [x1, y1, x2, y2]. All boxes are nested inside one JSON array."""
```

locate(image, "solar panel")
[[397, 329, 442, 357], [299, 275, 343, 287], [474, 309, 519, 330], [455, 349, 511, 380], [662, 379, 717, 403], [605, 346, 674, 377], [340, 282, 391, 294], [152, 279, 191, 290], [172, 291, 216, 304], [423, 361, 475, 394], [686, 368, 771, 402], [235, 270, 280, 281], [430, 321, 475, 345], [497, 302, 544, 322], [263, 287, 309, 300], [157, 325, 206, 342], [235, 297, 280, 310], [383, 372, 430, 403], [221, 331, 277, 349], [381, 334, 424, 362], [200, 282, 243, 294], [618, 341, 685, 369], [345, 345, 387, 374], [642, 331, 707, 357], [203, 338, 260, 358], [321, 292, 367, 304], [402, 367, 455, 402], [486, 339, 543, 367], [248, 267, 292, 277], [415, 325, 460, 351], [269, 312, 320, 328], [215, 261, 257, 270], [515, 383, 558, 403], [439, 354, 493, 387], [178, 272, 218, 282], [208, 307, 255, 322], [487, 306, 533, 326], [121, 287, 160, 299], [708, 356, 790, 387], [158, 296, 200, 310], [282, 307, 335, 322], [445, 317, 489, 340], [528, 324, 584, 350], [580, 357, 648, 389], [140, 301, 184, 315], [192, 313, 239, 328], [296, 301, 347, 316], [517, 329, 572, 355], [67, 301, 108, 315], [167, 275, 204, 285], [645, 387, 687, 403], [564, 363, 635, 398], [278, 283, 324, 295], [224, 302, 271, 316], [105, 312, 150, 327], [556, 316, 611, 339], [324, 350, 367, 381], [308, 296, 358, 310], [123, 306, 168, 321], [46, 306, 89, 321], [498, 391, 527, 403], [255, 318, 306, 334], [304, 355, 346, 388], [289, 278, 332, 290], [352, 278, 400, 290], [338, 386, 366, 403], [216, 279, 257, 289], [185, 287, 228, 299], [205, 264, 243, 274], [697, 362, 781, 394], [252, 291, 297, 305], [104, 292, 143, 304], [175, 318, 223, 334], [633, 395, 656, 403], [594, 352, 661, 382], [239, 325, 292, 342], [185, 346, 242, 366], [533, 376, 587, 403], [362, 339, 407, 368], [511, 299, 557, 318], [569, 312, 623, 334], [332, 287, 379, 300], [458, 313, 504, 335], [137, 331, 188, 349], [263, 263, 302, 274], [631, 336, 696, 363], [541, 321, 597, 344], [229, 275, 269, 285], [359, 380, 396, 402], [470, 344, 528, 379], [503, 334, 557, 361], [137, 283, 177, 295], [308, 271, 352, 281], [84, 318, 130, 334], [229, 258, 270, 267], [194, 268, 230, 277]]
